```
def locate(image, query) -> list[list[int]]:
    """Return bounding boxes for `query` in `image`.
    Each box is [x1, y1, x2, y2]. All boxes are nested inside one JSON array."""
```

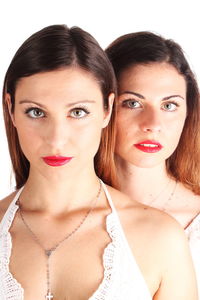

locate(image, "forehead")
[[118, 62, 186, 94], [15, 67, 103, 103]]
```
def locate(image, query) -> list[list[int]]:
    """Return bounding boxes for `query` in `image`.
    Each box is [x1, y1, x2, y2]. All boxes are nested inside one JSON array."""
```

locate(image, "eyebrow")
[[119, 91, 185, 101], [19, 99, 96, 108]]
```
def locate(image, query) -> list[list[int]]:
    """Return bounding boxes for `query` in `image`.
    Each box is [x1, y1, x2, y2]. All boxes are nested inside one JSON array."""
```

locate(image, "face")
[[116, 62, 187, 168], [7, 67, 113, 179]]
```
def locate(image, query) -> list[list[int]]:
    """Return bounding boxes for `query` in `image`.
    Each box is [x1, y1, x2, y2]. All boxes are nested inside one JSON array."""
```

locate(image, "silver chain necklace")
[[17, 181, 102, 300], [161, 180, 178, 212], [148, 178, 171, 206], [148, 179, 177, 210]]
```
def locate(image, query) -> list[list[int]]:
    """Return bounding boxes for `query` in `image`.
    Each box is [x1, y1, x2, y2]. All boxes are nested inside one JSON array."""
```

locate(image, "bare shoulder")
[[106, 184, 187, 246], [0, 191, 17, 222], [105, 186, 196, 299]]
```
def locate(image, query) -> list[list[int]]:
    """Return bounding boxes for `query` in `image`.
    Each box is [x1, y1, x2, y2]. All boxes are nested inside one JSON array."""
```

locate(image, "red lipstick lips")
[[134, 140, 163, 153], [42, 156, 73, 166]]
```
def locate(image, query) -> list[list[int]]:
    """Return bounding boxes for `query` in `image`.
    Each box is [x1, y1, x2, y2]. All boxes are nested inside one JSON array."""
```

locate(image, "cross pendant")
[[46, 291, 53, 299]]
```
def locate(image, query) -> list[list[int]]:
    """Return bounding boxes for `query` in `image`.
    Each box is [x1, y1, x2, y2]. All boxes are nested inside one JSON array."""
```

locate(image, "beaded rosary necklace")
[[17, 181, 102, 299]]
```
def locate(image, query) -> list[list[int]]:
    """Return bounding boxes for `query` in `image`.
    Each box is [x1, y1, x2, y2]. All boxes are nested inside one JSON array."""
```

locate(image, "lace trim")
[[0, 208, 121, 300], [0, 201, 19, 234], [89, 213, 119, 299], [90, 212, 152, 300], [0, 199, 24, 299], [0, 232, 24, 300], [184, 214, 200, 298], [185, 213, 200, 241], [0, 189, 151, 300]]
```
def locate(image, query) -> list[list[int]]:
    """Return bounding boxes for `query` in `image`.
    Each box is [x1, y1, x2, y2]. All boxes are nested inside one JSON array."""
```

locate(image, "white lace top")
[[185, 213, 200, 297], [0, 183, 152, 300]]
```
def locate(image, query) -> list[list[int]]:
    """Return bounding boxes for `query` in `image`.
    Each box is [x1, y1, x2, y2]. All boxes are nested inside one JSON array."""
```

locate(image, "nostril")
[[141, 126, 161, 133], [140, 118, 162, 132]]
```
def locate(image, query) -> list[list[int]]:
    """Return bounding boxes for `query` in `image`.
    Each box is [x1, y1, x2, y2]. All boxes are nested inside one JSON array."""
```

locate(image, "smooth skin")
[[116, 62, 200, 227], [0, 67, 197, 299]]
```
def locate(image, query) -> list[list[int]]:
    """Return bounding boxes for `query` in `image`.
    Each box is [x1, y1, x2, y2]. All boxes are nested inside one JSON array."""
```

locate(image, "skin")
[[0, 66, 197, 299], [116, 62, 187, 168], [115, 62, 200, 227]]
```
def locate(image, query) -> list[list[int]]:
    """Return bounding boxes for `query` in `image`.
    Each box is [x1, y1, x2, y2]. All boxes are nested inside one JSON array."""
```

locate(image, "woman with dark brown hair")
[[0, 25, 197, 299], [106, 31, 200, 295]]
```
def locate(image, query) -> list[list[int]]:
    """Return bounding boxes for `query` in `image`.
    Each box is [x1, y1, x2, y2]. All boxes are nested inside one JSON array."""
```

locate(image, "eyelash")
[[161, 101, 180, 111], [121, 99, 142, 109], [69, 107, 90, 119], [24, 106, 90, 119], [25, 107, 45, 118], [121, 99, 180, 111]]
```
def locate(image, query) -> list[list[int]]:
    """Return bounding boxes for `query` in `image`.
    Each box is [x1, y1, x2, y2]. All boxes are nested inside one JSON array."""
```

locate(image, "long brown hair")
[[3, 24, 117, 189], [106, 31, 200, 194]]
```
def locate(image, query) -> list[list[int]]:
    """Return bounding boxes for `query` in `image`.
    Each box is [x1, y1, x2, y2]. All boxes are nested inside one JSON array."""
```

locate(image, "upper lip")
[[42, 156, 72, 160], [134, 140, 162, 147]]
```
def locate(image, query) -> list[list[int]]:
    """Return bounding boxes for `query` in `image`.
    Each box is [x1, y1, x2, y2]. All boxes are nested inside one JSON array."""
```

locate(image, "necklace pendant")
[[46, 291, 53, 299]]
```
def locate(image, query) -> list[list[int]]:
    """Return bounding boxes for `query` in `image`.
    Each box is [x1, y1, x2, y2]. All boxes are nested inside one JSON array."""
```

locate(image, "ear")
[[5, 93, 16, 127], [102, 92, 115, 128]]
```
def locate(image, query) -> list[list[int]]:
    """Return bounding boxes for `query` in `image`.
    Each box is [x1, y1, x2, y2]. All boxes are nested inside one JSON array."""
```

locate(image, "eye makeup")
[[69, 105, 90, 119], [24, 107, 45, 119], [23, 104, 91, 120], [121, 99, 142, 109]]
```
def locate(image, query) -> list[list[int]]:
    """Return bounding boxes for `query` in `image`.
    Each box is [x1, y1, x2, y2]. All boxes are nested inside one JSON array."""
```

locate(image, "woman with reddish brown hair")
[[0, 25, 198, 299], [106, 31, 200, 295]]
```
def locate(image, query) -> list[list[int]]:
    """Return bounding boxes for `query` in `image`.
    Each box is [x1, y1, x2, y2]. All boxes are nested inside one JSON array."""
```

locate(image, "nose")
[[139, 108, 162, 133], [44, 118, 69, 150]]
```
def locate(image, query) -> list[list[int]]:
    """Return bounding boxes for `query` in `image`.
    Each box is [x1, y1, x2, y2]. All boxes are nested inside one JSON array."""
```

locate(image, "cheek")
[[70, 117, 105, 159], [169, 113, 186, 140], [82, 123, 103, 149], [116, 123, 128, 143], [116, 111, 136, 142], [170, 125, 185, 147], [15, 121, 42, 156], [115, 123, 131, 156], [165, 117, 186, 155]]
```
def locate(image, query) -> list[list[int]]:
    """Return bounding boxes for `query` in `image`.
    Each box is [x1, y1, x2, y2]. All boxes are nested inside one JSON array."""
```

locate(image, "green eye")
[[162, 102, 178, 111], [122, 100, 141, 109], [70, 108, 89, 118], [25, 108, 45, 118]]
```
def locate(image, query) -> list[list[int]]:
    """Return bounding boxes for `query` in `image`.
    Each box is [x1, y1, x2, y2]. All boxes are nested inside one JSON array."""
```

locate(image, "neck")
[[116, 156, 173, 205], [20, 167, 100, 215]]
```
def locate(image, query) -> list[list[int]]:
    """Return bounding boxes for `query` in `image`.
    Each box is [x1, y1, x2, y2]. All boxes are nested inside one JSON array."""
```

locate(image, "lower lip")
[[134, 144, 162, 153], [42, 157, 73, 166]]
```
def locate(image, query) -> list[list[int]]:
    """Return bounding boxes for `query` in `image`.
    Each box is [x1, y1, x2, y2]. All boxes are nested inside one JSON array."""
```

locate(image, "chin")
[[116, 152, 169, 169], [133, 161, 163, 169], [128, 156, 166, 169]]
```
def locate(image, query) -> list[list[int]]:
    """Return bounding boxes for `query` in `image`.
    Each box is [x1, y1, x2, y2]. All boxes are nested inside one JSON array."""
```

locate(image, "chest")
[[3, 209, 161, 299], [9, 222, 110, 300]]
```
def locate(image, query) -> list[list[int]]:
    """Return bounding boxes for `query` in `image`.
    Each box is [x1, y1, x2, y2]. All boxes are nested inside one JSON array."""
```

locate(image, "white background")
[[0, 0, 199, 198]]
